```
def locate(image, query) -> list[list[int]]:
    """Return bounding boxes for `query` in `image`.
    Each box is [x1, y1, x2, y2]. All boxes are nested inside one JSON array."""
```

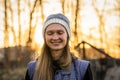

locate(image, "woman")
[[25, 13, 93, 80]]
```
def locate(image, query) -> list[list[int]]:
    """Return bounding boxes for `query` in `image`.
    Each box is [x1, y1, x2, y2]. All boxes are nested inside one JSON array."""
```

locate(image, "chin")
[[51, 47, 63, 51]]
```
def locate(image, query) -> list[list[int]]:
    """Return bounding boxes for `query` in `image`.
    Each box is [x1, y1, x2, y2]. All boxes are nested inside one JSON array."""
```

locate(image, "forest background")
[[0, 0, 119, 58], [0, 0, 120, 80]]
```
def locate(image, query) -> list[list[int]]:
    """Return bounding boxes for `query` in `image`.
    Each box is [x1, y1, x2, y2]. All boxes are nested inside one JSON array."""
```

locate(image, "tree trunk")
[[18, 0, 21, 46], [8, 0, 17, 46], [27, 0, 38, 46], [4, 0, 9, 48], [60, 0, 65, 14], [74, 0, 79, 44], [39, 0, 44, 25]]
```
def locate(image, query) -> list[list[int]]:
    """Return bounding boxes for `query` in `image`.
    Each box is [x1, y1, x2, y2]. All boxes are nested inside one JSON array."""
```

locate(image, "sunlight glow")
[[44, 0, 62, 17], [34, 0, 62, 45], [34, 25, 44, 46], [80, 5, 99, 38], [0, 0, 119, 58]]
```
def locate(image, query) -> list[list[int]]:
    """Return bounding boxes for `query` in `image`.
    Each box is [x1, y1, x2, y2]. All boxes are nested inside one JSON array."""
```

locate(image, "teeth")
[[51, 40, 62, 43], [51, 41, 60, 43]]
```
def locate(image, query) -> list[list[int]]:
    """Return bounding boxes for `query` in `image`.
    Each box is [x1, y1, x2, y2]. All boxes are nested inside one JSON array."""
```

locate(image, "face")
[[45, 23, 68, 51]]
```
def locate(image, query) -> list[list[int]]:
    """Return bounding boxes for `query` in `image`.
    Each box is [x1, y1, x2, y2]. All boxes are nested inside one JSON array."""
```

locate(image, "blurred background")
[[0, 0, 120, 80]]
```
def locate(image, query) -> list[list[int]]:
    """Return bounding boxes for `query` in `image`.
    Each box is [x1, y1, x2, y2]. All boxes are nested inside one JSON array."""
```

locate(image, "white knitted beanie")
[[43, 13, 71, 38]]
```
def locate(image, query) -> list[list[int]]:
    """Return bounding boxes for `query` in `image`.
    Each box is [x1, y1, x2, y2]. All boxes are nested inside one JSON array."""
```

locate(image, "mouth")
[[51, 42, 60, 45], [51, 41, 62, 46], [51, 39, 62, 43]]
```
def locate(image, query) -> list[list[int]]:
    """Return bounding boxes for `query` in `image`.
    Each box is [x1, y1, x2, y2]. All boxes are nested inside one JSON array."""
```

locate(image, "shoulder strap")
[[28, 61, 36, 80], [74, 59, 89, 80]]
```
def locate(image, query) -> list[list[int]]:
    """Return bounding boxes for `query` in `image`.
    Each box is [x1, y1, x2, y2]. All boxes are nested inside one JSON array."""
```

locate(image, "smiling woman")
[[45, 24, 68, 60], [25, 13, 93, 80], [45, 24, 68, 52]]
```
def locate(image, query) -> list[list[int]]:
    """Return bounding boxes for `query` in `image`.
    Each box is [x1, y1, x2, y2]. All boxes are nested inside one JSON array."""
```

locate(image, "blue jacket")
[[27, 59, 89, 80]]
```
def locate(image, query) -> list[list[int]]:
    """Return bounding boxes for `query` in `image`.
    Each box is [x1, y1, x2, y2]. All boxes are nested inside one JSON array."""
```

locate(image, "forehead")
[[45, 23, 66, 31]]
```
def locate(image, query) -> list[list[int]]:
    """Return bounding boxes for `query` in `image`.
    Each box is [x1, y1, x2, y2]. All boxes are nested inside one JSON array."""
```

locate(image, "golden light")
[[0, 33, 4, 48], [0, 0, 119, 58], [34, 0, 62, 46]]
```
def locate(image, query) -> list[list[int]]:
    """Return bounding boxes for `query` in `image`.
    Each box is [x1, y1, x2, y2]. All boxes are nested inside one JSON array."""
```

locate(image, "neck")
[[50, 49, 64, 61]]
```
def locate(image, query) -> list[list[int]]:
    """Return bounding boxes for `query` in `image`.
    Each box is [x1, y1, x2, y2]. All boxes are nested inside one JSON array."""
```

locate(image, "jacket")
[[26, 59, 90, 80]]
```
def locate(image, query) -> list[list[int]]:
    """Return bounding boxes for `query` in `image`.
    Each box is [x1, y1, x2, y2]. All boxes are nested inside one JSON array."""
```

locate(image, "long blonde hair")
[[33, 39, 72, 80]]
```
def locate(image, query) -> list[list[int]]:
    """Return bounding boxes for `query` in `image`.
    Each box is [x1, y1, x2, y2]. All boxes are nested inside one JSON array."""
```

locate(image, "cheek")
[[60, 34, 67, 40], [45, 36, 51, 42], [60, 36, 68, 43]]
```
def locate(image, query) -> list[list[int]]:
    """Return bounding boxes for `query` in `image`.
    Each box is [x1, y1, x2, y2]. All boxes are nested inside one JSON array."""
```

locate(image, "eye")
[[47, 31, 53, 35], [58, 31, 64, 35]]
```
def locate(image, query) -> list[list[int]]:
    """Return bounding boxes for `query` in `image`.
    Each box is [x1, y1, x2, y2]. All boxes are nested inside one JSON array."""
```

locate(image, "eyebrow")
[[46, 29, 65, 32]]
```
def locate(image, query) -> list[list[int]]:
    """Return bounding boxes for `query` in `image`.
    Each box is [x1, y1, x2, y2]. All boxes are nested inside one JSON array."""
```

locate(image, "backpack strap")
[[28, 61, 36, 80]]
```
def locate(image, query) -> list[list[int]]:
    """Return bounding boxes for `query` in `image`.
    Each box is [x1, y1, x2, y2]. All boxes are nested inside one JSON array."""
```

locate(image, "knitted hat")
[[42, 13, 71, 38]]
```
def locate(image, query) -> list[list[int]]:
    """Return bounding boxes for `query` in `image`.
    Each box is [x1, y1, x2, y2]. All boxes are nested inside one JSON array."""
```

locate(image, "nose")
[[52, 33, 59, 39]]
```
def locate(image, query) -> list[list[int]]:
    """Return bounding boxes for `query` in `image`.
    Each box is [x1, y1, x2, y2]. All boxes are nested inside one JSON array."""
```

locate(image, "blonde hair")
[[33, 39, 72, 80]]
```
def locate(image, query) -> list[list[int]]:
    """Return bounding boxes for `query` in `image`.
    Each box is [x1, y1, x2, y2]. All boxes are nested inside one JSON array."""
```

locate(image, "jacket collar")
[[54, 55, 77, 75], [60, 64, 71, 75]]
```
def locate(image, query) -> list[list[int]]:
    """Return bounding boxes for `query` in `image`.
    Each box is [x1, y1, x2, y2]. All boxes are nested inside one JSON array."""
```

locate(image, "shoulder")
[[27, 61, 36, 79], [28, 61, 36, 67], [75, 59, 90, 67], [73, 58, 90, 78], [71, 53, 89, 67], [28, 61, 36, 73]]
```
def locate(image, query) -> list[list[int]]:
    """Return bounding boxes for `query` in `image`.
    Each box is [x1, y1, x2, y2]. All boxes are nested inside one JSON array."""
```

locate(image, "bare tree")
[[92, 0, 108, 48], [60, 0, 65, 14], [74, 0, 80, 44], [4, 0, 9, 48], [110, 0, 120, 54], [3, 0, 9, 68], [7, 0, 17, 46], [91, 0, 120, 56], [27, 0, 38, 46], [39, 0, 44, 25], [18, 0, 21, 46]]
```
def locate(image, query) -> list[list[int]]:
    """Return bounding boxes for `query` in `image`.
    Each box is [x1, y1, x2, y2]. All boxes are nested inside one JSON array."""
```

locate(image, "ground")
[[0, 67, 26, 80]]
